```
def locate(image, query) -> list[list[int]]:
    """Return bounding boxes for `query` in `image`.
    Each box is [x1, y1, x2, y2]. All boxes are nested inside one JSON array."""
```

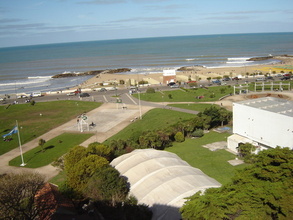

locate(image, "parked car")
[[281, 76, 290, 80], [167, 82, 176, 86], [266, 76, 274, 80], [222, 77, 231, 81], [170, 84, 179, 88], [17, 95, 28, 99], [256, 77, 265, 81], [99, 88, 107, 92], [31, 92, 42, 97], [79, 93, 90, 97], [67, 92, 76, 96], [232, 77, 240, 81], [212, 79, 221, 84]]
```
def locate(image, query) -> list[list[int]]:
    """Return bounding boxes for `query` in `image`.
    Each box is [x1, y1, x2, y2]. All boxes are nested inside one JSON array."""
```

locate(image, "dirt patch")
[[202, 141, 227, 151], [246, 93, 291, 100]]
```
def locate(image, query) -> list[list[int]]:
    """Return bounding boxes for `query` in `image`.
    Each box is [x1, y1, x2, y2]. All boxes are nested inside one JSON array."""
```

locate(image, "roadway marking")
[[126, 94, 137, 105], [103, 95, 108, 102]]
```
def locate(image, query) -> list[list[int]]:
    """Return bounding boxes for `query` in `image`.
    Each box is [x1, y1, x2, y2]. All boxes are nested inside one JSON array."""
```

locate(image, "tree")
[[180, 147, 293, 220], [66, 155, 109, 192], [218, 108, 232, 127], [83, 166, 129, 206], [0, 172, 48, 220], [87, 142, 113, 161], [38, 138, 46, 152], [238, 143, 256, 163], [64, 145, 87, 172]]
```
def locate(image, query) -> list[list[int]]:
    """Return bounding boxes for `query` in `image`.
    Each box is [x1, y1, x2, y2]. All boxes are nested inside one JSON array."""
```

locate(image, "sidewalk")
[[0, 102, 154, 181]]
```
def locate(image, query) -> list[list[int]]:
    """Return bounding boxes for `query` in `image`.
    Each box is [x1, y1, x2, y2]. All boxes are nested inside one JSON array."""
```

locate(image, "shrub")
[[146, 87, 155, 93], [174, 131, 185, 142], [191, 129, 204, 137], [209, 93, 215, 98]]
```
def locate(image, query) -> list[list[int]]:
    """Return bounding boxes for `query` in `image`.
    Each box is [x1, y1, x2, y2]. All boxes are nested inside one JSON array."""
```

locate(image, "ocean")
[[0, 32, 292, 96]]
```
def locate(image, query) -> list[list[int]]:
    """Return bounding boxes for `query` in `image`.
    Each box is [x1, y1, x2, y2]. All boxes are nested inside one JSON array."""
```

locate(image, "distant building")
[[163, 69, 176, 84], [228, 97, 293, 153]]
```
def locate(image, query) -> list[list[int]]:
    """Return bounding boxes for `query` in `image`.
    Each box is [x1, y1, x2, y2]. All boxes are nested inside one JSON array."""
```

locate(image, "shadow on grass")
[[24, 145, 55, 164], [34, 145, 55, 154]]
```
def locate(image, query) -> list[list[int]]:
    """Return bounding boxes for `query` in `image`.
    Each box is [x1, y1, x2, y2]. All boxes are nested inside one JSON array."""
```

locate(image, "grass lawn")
[[166, 131, 249, 185], [167, 103, 216, 112], [133, 86, 233, 102], [9, 132, 93, 168], [50, 170, 66, 186], [0, 100, 101, 155], [103, 108, 195, 144]]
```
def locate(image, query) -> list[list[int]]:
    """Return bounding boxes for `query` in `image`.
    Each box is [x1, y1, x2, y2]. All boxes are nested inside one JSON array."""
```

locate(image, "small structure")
[[233, 84, 249, 95], [163, 69, 176, 84], [77, 114, 89, 132], [228, 97, 293, 153], [254, 82, 290, 92]]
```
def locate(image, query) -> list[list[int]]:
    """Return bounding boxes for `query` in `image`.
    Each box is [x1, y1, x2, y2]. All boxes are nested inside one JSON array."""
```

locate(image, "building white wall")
[[233, 103, 293, 149]]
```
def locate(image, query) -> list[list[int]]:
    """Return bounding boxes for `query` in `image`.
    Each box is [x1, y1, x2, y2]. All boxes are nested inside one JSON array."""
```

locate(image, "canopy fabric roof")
[[111, 149, 221, 220]]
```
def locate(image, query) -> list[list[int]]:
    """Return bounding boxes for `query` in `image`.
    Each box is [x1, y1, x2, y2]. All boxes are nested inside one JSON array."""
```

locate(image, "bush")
[[146, 87, 155, 93], [191, 129, 204, 137], [174, 132, 185, 142], [209, 93, 215, 98]]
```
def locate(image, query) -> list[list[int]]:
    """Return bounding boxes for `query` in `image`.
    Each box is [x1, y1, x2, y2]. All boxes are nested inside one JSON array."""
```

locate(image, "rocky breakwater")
[[52, 68, 131, 78], [247, 54, 293, 61], [177, 65, 206, 71]]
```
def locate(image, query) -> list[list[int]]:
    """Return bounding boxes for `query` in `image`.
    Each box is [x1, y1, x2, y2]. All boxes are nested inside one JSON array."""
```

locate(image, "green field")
[[0, 100, 101, 155], [167, 103, 216, 112], [166, 132, 248, 185], [103, 108, 196, 144], [133, 86, 233, 102], [9, 133, 93, 168]]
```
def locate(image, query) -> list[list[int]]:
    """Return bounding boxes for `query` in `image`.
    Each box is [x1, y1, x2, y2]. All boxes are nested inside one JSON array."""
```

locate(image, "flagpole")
[[16, 120, 26, 166]]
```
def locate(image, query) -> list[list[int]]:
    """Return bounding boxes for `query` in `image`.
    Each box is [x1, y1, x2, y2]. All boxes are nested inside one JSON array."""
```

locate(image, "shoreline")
[[3, 56, 293, 97], [68, 56, 293, 92]]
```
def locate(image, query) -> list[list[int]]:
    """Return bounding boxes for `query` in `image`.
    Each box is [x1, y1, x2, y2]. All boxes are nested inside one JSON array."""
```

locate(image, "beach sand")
[[72, 57, 293, 91]]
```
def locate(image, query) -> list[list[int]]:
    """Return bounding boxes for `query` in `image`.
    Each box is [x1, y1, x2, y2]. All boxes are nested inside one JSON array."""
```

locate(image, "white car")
[[170, 84, 179, 88], [17, 95, 28, 99], [67, 92, 76, 96]]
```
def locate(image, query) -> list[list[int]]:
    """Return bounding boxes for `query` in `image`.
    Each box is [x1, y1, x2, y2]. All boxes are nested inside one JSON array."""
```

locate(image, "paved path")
[[0, 102, 154, 181]]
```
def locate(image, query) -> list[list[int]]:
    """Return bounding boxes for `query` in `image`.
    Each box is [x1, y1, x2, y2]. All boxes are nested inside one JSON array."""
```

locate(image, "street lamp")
[[138, 86, 142, 119]]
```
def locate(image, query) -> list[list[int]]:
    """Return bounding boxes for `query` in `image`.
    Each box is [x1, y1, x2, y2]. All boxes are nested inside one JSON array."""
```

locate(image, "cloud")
[[77, 0, 125, 4], [204, 15, 249, 21], [0, 18, 24, 24], [110, 16, 179, 23]]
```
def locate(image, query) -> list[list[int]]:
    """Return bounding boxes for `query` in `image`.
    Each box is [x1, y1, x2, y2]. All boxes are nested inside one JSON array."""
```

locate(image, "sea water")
[[0, 32, 292, 95]]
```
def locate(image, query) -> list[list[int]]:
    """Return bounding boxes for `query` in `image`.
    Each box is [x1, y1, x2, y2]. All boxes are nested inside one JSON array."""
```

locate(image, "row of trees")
[[180, 147, 293, 219], [109, 105, 232, 156]]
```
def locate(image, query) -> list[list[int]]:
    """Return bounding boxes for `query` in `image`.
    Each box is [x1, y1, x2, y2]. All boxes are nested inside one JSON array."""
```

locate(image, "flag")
[[2, 126, 18, 138]]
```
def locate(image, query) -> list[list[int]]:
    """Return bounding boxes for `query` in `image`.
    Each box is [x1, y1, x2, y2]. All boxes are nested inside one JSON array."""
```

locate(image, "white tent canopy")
[[111, 149, 221, 220]]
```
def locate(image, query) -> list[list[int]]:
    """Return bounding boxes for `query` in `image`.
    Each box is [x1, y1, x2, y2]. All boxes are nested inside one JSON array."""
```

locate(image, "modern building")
[[111, 149, 221, 220], [228, 97, 293, 153]]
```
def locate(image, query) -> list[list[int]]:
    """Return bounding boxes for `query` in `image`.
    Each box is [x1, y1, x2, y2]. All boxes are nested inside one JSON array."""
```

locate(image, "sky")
[[0, 0, 293, 47]]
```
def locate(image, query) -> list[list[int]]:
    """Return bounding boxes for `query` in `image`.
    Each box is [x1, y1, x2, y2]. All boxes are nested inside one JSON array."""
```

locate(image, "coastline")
[[69, 56, 293, 92]]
